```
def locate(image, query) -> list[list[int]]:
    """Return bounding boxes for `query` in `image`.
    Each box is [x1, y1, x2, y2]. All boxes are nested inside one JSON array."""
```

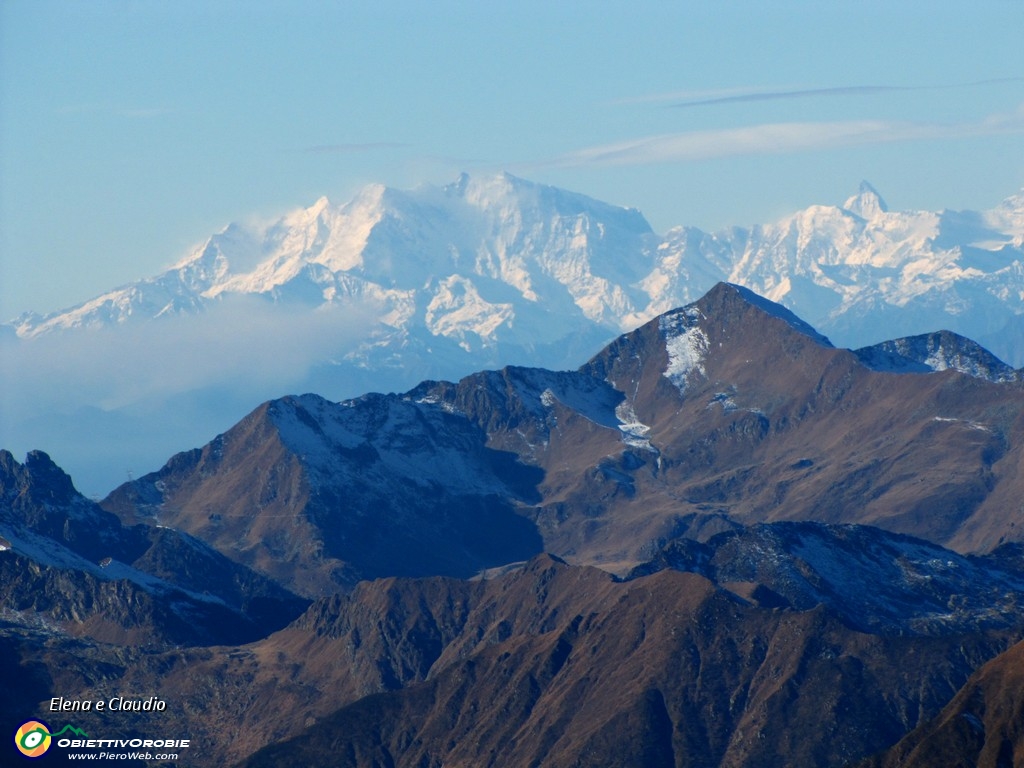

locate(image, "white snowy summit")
[[654, 184, 1024, 366], [843, 180, 889, 219], [13, 173, 656, 370], [11, 174, 1024, 368]]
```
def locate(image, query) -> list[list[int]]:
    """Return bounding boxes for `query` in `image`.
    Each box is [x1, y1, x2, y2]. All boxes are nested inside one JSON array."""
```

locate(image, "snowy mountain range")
[[10, 174, 657, 371], [12, 173, 1024, 364], [4, 173, 1024, 495]]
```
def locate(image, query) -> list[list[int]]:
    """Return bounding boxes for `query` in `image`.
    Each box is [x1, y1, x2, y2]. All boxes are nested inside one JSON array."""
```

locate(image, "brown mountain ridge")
[[102, 282, 1024, 596], [3, 552, 1017, 768]]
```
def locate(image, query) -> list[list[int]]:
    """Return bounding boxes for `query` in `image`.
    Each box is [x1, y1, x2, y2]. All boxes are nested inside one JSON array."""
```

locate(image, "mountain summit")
[[14, 172, 655, 357], [843, 180, 889, 218]]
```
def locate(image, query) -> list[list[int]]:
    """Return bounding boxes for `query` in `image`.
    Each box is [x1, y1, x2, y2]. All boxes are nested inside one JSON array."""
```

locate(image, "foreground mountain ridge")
[[5, 446, 1023, 766]]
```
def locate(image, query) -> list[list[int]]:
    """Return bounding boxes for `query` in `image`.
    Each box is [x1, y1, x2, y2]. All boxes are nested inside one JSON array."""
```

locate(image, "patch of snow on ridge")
[[709, 392, 738, 411], [615, 401, 656, 452], [932, 416, 991, 432], [660, 306, 708, 392]]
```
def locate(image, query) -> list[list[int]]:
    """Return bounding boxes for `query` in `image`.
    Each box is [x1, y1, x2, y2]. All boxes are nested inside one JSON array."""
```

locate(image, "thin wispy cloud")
[[547, 104, 1024, 168], [611, 77, 1024, 109], [669, 85, 913, 108], [673, 78, 1024, 109]]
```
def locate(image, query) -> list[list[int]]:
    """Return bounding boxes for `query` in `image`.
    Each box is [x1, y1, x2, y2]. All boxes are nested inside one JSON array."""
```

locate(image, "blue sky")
[[2, 0, 1023, 319]]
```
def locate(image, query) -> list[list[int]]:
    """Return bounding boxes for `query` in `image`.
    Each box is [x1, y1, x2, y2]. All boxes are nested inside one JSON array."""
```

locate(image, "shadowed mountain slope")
[[234, 556, 1016, 768], [8, 553, 1015, 768], [863, 637, 1024, 768], [0, 450, 307, 646]]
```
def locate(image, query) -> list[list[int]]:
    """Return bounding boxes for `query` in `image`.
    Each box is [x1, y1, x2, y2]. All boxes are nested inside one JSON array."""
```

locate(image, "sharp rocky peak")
[[0, 449, 79, 507], [843, 180, 889, 219], [688, 283, 833, 346]]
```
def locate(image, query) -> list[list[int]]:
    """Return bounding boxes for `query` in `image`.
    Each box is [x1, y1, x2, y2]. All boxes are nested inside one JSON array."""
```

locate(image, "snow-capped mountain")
[[699, 181, 1024, 365], [11, 173, 1024, 365], [854, 330, 1020, 382], [5, 173, 1024, 496], [12, 173, 656, 365]]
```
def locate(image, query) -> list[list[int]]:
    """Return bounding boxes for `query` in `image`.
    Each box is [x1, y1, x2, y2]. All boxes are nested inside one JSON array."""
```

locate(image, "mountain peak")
[[1, 449, 79, 507], [695, 283, 833, 347], [843, 180, 889, 219], [854, 330, 1019, 382], [308, 195, 331, 216]]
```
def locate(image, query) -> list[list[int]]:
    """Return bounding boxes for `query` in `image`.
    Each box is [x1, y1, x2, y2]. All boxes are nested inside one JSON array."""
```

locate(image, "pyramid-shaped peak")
[[843, 181, 889, 219], [689, 283, 833, 347], [295, 194, 333, 217]]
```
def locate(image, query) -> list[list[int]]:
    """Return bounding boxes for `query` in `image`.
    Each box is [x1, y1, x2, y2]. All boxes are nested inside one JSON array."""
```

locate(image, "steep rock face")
[[864, 639, 1024, 768], [0, 451, 306, 646], [0, 449, 144, 562]]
